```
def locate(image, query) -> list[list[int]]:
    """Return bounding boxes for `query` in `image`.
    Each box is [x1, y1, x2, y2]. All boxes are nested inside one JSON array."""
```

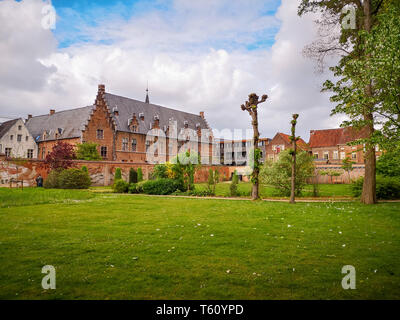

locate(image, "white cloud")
[[0, 0, 343, 141]]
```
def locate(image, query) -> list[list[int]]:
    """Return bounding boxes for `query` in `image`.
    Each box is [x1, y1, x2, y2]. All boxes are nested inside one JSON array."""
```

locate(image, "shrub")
[[113, 180, 129, 193], [114, 168, 122, 181], [230, 170, 239, 197], [43, 169, 63, 189], [142, 178, 182, 195], [152, 164, 168, 179], [128, 183, 139, 194], [207, 169, 220, 195], [376, 149, 400, 177], [81, 166, 88, 173], [351, 176, 400, 200], [58, 168, 91, 189], [137, 168, 143, 182], [129, 168, 138, 184]]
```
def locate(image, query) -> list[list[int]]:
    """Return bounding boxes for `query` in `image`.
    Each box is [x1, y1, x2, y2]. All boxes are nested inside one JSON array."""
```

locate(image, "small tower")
[[145, 83, 150, 104]]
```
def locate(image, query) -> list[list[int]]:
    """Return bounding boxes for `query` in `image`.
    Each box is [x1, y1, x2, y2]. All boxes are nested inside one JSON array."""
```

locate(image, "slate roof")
[[25, 106, 94, 142], [104, 93, 209, 134], [308, 127, 369, 148], [0, 119, 19, 139], [24, 91, 210, 142]]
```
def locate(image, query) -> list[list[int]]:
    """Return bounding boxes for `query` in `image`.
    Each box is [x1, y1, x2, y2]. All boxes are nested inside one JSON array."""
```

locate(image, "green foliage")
[[114, 168, 122, 181], [113, 180, 129, 193], [141, 178, 183, 195], [341, 157, 354, 174], [170, 151, 201, 192], [206, 169, 220, 195], [76, 143, 102, 161], [260, 150, 315, 196], [137, 168, 143, 182], [43, 169, 63, 189], [128, 183, 139, 194], [352, 176, 400, 200], [152, 164, 168, 180], [248, 148, 262, 185], [230, 170, 239, 197], [81, 166, 88, 173], [57, 168, 92, 189], [129, 168, 138, 184], [322, 2, 400, 149], [377, 150, 400, 177]]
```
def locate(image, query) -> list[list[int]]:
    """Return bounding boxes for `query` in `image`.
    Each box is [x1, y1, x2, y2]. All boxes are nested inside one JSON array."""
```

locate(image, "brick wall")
[[37, 138, 81, 160]]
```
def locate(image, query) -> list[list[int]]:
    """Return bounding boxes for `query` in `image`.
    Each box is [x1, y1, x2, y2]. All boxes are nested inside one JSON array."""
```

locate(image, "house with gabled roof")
[[308, 127, 376, 164], [0, 118, 37, 159], [264, 132, 309, 162], [25, 84, 212, 163]]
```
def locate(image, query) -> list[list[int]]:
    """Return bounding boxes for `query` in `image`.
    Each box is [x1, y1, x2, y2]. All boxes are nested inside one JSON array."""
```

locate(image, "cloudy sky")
[[0, 0, 343, 141]]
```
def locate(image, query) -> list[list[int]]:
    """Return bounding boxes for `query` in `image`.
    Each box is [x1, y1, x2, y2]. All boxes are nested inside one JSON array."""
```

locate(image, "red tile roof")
[[277, 132, 309, 150], [308, 127, 368, 148]]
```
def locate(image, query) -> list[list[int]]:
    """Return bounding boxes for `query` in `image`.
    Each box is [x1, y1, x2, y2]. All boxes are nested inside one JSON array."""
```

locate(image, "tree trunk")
[[361, 1, 377, 204], [362, 113, 376, 204], [290, 138, 296, 204], [251, 112, 260, 200]]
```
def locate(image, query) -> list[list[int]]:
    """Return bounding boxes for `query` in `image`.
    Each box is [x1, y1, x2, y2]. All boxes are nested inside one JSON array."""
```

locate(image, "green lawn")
[[0, 188, 399, 300], [195, 182, 352, 198]]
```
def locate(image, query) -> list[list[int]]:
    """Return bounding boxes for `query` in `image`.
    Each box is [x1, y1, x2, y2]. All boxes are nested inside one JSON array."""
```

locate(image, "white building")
[[0, 118, 38, 158]]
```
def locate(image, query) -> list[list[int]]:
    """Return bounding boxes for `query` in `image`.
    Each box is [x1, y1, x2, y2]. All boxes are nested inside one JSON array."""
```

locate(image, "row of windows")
[[314, 151, 357, 160], [0, 145, 34, 158], [121, 138, 137, 152], [8, 134, 29, 142]]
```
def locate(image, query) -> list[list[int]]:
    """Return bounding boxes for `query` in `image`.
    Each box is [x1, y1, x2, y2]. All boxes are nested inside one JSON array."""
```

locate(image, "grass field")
[[0, 188, 399, 299], [195, 182, 353, 198]]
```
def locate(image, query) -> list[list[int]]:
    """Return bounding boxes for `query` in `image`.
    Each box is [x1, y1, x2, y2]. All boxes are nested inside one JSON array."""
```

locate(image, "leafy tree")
[[76, 143, 102, 161], [170, 151, 200, 192], [260, 150, 314, 196], [240, 93, 268, 200], [137, 167, 143, 182], [299, 0, 394, 204], [341, 157, 355, 182], [43, 141, 75, 171], [376, 148, 400, 177], [129, 168, 138, 184]]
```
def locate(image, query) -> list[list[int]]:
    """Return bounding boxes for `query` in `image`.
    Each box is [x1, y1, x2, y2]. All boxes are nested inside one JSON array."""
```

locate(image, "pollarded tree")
[[241, 93, 268, 200], [289, 114, 300, 204]]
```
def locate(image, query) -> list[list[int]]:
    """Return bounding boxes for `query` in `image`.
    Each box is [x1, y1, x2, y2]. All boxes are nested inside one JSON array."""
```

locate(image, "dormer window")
[[196, 123, 200, 128], [184, 120, 189, 128], [139, 112, 144, 120], [154, 115, 159, 120]]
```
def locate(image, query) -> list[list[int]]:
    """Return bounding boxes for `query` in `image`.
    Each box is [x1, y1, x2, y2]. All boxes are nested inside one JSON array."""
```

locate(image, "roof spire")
[[145, 81, 150, 104]]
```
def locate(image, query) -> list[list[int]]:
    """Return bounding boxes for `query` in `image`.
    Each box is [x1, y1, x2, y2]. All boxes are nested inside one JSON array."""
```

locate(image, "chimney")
[[98, 84, 105, 94], [153, 115, 160, 129], [113, 106, 119, 116], [50, 109, 55, 115], [199, 111, 204, 119], [28, 114, 32, 119]]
